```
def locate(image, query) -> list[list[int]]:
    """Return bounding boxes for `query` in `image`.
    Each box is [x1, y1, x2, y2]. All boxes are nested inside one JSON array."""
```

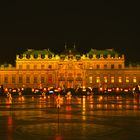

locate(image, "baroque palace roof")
[[21, 48, 120, 57], [1, 47, 139, 68], [23, 49, 54, 55], [16, 47, 122, 60], [87, 48, 119, 56]]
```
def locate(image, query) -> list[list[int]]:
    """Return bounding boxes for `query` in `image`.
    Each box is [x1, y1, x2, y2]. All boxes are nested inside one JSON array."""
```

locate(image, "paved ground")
[[0, 94, 140, 140]]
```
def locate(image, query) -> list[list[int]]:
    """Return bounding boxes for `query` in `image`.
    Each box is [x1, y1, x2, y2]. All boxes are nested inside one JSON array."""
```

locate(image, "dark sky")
[[0, 1, 140, 64]]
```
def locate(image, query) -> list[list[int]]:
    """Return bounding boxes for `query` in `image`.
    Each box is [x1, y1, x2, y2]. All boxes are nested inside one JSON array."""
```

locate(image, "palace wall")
[[0, 48, 139, 89]]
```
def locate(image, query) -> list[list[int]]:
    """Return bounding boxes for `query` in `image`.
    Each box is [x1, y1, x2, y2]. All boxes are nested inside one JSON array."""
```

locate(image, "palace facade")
[[0, 47, 140, 89]]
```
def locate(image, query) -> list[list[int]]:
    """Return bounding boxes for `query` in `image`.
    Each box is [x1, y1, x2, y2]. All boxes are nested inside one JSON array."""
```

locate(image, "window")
[[125, 77, 129, 83], [12, 76, 16, 83], [58, 63, 62, 68], [60, 56, 65, 60], [26, 55, 30, 59], [104, 76, 107, 83], [4, 76, 8, 83], [76, 56, 81, 60], [59, 73, 64, 77], [118, 77, 122, 83], [34, 54, 38, 59], [19, 77, 23, 83], [19, 65, 22, 69], [48, 54, 52, 59], [68, 55, 73, 59], [111, 76, 114, 83], [89, 76, 92, 83], [48, 65, 52, 69], [89, 66, 93, 69], [34, 65, 37, 69], [26, 65, 30, 70], [79, 63, 83, 68], [133, 77, 137, 83], [41, 77, 45, 83], [96, 76, 100, 83], [104, 64, 107, 69], [77, 73, 81, 77], [48, 74, 52, 83], [41, 54, 45, 59], [111, 64, 114, 69], [68, 73, 72, 77], [118, 64, 122, 69], [41, 65, 45, 69], [26, 76, 30, 83], [33, 77, 38, 83], [97, 65, 100, 69], [89, 54, 93, 59]]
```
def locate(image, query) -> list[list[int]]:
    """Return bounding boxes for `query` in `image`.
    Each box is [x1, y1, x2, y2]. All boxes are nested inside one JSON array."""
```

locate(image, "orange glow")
[[58, 87, 61, 92], [0, 48, 139, 90], [99, 96, 103, 101], [32, 88, 34, 92], [124, 89, 129, 92], [116, 87, 120, 92], [5, 88, 8, 92], [55, 134, 62, 140], [43, 88, 47, 91], [107, 88, 112, 92], [99, 87, 103, 91]]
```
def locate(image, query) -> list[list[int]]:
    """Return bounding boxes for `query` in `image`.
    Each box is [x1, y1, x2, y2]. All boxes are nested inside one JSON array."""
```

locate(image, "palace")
[[0, 47, 140, 90]]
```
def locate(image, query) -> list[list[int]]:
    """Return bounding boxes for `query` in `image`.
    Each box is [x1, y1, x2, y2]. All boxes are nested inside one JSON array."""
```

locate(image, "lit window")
[[118, 77, 122, 83], [96, 77, 100, 83], [125, 77, 129, 83], [89, 76, 92, 83], [111, 77, 114, 83], [89, 66, 93, 69], [104, 76, 107, 83], [133, 77, 137, 83]]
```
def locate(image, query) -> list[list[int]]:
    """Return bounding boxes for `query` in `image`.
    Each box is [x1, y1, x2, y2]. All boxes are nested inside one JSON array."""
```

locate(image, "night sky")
[[0, 1, 140, 65]]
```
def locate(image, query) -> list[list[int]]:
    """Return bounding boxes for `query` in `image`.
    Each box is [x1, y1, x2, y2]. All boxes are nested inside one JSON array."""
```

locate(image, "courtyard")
[[0, 94, 140, 140]]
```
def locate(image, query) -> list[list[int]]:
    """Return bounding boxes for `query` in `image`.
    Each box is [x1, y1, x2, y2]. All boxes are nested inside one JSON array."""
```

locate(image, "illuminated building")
[[0, 47, 140, 89]]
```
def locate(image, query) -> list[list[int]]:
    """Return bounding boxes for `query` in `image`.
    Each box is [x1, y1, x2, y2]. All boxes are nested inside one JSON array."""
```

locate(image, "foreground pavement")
[[0, 94, 140, 140]]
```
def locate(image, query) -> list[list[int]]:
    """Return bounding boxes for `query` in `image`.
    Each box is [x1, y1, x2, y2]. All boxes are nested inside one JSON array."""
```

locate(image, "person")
[[56, 94, 63, 108], [133, 85, 140, 97], [135, 85, 140, 93]]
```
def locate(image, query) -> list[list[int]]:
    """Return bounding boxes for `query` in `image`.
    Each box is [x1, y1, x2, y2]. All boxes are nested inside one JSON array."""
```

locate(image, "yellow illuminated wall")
[[0, 48, 140, 89]]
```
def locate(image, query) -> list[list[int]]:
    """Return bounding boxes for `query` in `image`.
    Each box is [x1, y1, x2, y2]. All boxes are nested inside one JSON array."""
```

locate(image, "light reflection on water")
[[0, 95, 140, 113], [0, 94, 140, 139]]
